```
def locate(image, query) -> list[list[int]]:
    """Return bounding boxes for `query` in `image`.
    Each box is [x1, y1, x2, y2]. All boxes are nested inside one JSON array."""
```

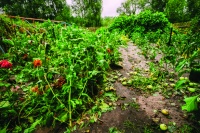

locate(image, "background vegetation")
[[0, 0, 200, 132], [0, 0, 199, 26]]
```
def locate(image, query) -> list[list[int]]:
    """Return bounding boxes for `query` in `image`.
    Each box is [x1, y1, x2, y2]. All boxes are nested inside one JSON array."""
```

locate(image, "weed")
[[123, 120, 135, 129], [109, 127, 124, 133], [143, 126, 154, 133], [178, 124, 193, 133]]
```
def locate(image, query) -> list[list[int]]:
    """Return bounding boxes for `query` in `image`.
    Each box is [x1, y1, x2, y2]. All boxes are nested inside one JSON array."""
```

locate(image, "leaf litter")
[[35, 42, 199, 133]]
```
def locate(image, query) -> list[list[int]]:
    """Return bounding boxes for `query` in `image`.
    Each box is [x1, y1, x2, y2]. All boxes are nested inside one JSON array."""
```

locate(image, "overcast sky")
[[66, 0, 125, 17]]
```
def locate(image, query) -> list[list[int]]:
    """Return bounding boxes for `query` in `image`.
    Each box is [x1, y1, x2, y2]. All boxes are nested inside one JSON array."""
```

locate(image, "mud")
[[35, 42, 195, 133], [71, 42, 190, 133], [117, 43, 190, 127]]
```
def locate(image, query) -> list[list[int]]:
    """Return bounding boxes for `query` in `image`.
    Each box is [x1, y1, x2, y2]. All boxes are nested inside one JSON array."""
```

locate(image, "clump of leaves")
[[182, 95, 200, 112], [109, 10, 170, 37], [0, 17, 124, 132]]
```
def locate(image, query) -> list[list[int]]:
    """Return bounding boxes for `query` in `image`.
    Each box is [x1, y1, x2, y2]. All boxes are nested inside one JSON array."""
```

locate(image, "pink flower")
[[0, 60, 12, 69], [11, 85, 20, 92]]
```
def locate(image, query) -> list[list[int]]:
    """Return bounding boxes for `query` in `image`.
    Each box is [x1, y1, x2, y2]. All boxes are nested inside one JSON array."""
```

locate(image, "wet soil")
[[35, 42, 195, 133], [71, 42, 191, 133]]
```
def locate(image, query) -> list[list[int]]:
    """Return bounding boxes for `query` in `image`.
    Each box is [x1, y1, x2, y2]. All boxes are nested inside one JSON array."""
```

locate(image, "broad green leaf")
[[103, 92, 118, 101], [89, 114, 98, 123], [2, 39, 14, 46], [0, 101, 10, 108], [89, 70, 99, 78], [13, 126, 22, 132], [57, 112, 68, 123], [99, 102, 109, 112], [175, 80, 187, 89], [71, 100, 76, 108], [182, 95, 199, 112], [0, 126, 7, 133], [175, 59, 187, 72], [24, 117, 42, 133], [0, 82, 11, 87], [189, 51, 198, 62], [8, 109, 17, 115]]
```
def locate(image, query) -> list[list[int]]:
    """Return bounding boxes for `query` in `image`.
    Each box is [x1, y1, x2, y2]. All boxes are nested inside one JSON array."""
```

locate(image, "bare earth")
[[35, 42, 195, 133]]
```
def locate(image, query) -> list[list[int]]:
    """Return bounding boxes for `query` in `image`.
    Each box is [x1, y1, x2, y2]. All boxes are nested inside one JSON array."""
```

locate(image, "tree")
[[71, 0, 102, 27], [165, 0, 189, 22], [0, 0, 70, 20], [117, 0, 138, 15], [55, 5, 71, 22], [150, 0, 168, 12], [187, 0, 200, 18], [116, 0, 151, 16], [117, 0, 139, 15]]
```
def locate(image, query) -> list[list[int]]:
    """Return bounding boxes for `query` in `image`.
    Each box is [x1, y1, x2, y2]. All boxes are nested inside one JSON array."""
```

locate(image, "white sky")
[[66, 0, 125, 17]]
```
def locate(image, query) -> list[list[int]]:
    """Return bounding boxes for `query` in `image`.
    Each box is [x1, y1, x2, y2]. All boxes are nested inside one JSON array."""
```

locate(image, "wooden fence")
[[4, 15, 67, 26], [173, 22, 191, 29]]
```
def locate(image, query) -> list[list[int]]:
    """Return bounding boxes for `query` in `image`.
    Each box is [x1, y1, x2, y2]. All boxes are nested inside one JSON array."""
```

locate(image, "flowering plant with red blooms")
[[31, 86, 43, 95], [33, 59, 42, 67], [22, 54, 28, 60], [54, 76, 66, 89], [107, 48, 111, 53], [0, 60, 12, 69]]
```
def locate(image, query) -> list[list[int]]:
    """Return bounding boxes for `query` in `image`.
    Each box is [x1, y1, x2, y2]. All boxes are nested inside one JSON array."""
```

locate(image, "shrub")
[[109, 10, 170, 36]]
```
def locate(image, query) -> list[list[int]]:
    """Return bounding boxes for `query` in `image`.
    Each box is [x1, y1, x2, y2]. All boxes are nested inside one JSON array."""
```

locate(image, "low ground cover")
[[1, 10, 200, 133], [0, 16, 126, 132]]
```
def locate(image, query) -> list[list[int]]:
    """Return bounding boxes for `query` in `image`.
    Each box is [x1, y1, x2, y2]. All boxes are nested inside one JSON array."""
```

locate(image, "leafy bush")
[[102, 17, 115, 27], [108, 15, 135, 34], [109, 10, 170, 36], [135, 10, 170, 33], [0, 17, 124, 132], [0, 16, 16, 54]]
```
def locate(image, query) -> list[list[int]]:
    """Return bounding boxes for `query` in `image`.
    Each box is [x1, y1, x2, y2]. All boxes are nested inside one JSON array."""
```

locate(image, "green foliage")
[[190, 16, 200, 34], [165, 0, 190, 23], [117, 0, 152, 16], [175, 17, 200, 74], [178, 124, 193, 133], [108, 15, 135, 34], [187, 0, 200, 18], [113, 9, 200, 113], [150, 0, 168, 12], [182, 95, 200, 112], [0, 16, 124, 132], [0, 0, 70, 20], [109, 127, 124, 133], [117, 0, 138, 15], [0, 16, 17, 54], [71, 0, 102, 27], [109, 10, 170, 36], [102, 17, 115, 27], [54, 5, 72, 22], [136, 10, 170, 33]]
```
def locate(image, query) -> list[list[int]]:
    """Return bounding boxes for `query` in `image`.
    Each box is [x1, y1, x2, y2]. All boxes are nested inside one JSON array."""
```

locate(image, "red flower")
[[54, 76, 66, 89], [19, 97, 25, 101], [31, 86, 39, 92], [22, 54, 28, 60], [31, 86, 43, 95], [0, 60, 12, 69], [107, 48, 111, 53], [33, 59, 42, 67]]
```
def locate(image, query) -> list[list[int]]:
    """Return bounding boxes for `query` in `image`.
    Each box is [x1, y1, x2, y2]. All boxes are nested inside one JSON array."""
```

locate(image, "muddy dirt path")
[[73, 42, 191, 133], [35, 42, 192, 133], [118, 43, 189, 126]]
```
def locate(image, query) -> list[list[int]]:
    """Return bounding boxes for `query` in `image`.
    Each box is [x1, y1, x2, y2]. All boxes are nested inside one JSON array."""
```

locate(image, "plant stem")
[[68, 78, 72, 127], [44, 74, 68, 111]]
